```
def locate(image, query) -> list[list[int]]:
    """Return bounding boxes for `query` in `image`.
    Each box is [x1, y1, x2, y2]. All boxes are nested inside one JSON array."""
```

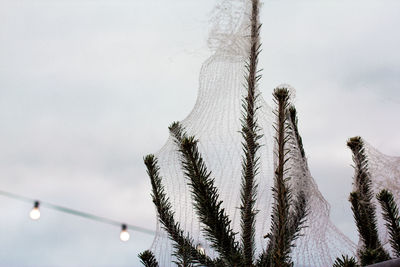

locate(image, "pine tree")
[[258, 88, 308, 267], [240, 0, 262, 264], [347, 136, 390, 265], [377, 189, 400, 257], [140, 0, 308, 265], [332, 255, 359, 267], [139, 250, 160, 267], [142, 154, 219, 266], [334, 138, 400, 267], [169, 122, 242, 265], [141, 91, 308, 266]]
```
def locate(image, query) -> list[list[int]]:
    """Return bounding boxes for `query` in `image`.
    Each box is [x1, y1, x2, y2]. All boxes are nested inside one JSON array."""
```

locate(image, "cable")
[[0, 189, 156, 237]]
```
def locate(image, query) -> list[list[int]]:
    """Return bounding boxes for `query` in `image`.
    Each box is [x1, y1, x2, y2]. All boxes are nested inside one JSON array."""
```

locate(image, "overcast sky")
[[0, 0, 399, 266]]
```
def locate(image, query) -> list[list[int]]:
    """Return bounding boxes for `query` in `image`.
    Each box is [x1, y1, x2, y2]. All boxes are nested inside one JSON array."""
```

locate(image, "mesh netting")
[[285, 118, 356, 266], [364, 142, 400, 258], [149, 0, 357, 265]]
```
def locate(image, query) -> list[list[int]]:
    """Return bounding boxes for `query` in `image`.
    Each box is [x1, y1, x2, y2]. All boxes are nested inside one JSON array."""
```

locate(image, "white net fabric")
[[149, 0, 356, 265], [286, 120, 356, 266], [363, 142, 400, 257]]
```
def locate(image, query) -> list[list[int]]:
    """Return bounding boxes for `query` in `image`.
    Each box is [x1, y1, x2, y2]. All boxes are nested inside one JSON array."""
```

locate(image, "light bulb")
[[196, 244, 205, 255], [120, 224, 130, 242], [30, 201, 40, 220]]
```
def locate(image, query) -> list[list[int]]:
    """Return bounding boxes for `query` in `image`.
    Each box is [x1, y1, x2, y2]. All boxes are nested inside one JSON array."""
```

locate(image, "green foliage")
[[140, 0, 310, 265], [286, 106, 309, 243], [138, 250, 160, 267], [332, 255, 359, 267], [144, 155, 218, 266], [377, 189, 400, 257], [144, 154, 194, 265], [359, 248, 391, 265], [142, 89, 309, 267], [268, 88, 293, 267], [173, 242, 194, 267], [288, 191, 308, 244], [339, 138, 400, 266], [347, 137, 390, 265], [260, 88, 308, 267], [347, 137, 376, 209], [240, 0, 262, 265], [288, 106, 305, 159], [169, 122, 242, 265]]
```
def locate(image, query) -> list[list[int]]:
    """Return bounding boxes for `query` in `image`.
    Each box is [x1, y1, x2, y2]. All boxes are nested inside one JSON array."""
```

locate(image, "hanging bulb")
[[120, 224, 130, 242], [196, 244, 205, 255], [30, 201, 40, 220]]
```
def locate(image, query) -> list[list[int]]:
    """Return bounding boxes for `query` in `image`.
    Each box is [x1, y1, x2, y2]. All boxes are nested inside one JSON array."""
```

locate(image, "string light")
[[120, 224, 130, 242], [0, 189, 156, 240], [29, 201, 40, 220]]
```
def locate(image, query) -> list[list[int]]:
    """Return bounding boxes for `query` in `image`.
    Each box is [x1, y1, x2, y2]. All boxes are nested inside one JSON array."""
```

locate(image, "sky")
[[0, 0, 399, 266]]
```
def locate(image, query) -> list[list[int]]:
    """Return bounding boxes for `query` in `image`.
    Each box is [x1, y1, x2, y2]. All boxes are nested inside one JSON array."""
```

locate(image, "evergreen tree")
[[139, 250, 160, 267], [334, 138, 400, 267], [377, 189, 400, 257], [169, 122, 242, 265], [332, 255, 359, 267], [140, 0, 308, 265], [141, 91, 308, 266], [142, 154, 219, 266], [258, 88, 308, 267], [347, 136, 390, 265], [240, 0, 262, 265]]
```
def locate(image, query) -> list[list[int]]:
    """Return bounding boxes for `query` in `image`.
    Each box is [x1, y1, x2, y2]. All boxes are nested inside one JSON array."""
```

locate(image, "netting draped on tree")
[[363, 142, 400, 257], [149, 0, 356, 266]]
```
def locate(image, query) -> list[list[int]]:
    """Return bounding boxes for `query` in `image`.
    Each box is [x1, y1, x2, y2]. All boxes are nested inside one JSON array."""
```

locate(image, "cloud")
[[0, 0, 399, 265]]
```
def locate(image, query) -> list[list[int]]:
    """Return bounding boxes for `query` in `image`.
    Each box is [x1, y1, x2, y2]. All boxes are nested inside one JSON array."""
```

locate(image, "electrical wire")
[[0, 189, 156, 236]]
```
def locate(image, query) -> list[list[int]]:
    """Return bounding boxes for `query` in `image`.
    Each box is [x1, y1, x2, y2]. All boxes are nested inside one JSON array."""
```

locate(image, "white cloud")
[[0, 0, 399, 265]]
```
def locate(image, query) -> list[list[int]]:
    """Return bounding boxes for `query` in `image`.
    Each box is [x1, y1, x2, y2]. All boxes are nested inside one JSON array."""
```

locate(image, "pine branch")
[[377, 189, 400, 257], [262, 88, 293, 267], [347, 136, 390, 265], [358, 249, 391, 265], [349, 192, 369, 245], [173, 241, 195, 267], [332, 255, 359, 267], [288, 106, 305, 159], [169, 122, 242, 265], [286, 106, 309, 241], [138, 250, 160, 267], [239, 0, 262, 265], [348, 192, 389, 263], [288, 190, 308, 243], [144, 154, 220, 267], [256, 242, 273, 267], [347, 137, 375, 204], [349, 192, 390, 265]]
